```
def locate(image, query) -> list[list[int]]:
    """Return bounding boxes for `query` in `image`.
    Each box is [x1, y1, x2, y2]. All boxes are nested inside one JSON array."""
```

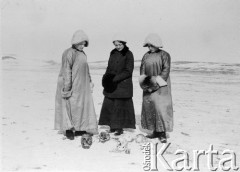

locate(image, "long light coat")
[[140, 49, 173, 132], [54, 48, 98, 134]]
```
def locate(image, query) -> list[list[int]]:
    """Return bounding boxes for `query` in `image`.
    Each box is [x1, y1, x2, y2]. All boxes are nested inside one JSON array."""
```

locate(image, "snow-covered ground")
[[1, 58, 240, 171]]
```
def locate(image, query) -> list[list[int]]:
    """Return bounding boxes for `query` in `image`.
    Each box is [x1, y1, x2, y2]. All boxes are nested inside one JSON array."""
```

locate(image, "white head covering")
[[71, 30, 89, 47], [112, 33, 127, 43], [143, 33, 163, 48]]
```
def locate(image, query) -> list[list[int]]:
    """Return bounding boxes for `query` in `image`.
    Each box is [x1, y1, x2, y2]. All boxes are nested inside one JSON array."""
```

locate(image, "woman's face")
[[148, 44, 158, 53], [75, 41, 86, 51], [114, 41, 124, 51]]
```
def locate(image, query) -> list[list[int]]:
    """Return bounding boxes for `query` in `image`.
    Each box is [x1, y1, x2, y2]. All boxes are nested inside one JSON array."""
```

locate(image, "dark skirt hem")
[[98, 97, 136, 129]]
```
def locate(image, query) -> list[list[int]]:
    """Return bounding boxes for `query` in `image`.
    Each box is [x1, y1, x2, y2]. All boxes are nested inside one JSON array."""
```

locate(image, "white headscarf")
[[112, 33, 127, 43], [143, 33, 163, 48], [71, 30, 89, 47]]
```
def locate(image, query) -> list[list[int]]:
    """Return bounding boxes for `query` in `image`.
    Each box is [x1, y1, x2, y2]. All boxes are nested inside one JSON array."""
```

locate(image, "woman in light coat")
[[98, 33, 136, 136], [55, 30, 98, 140], [139, 33, 173, 143]]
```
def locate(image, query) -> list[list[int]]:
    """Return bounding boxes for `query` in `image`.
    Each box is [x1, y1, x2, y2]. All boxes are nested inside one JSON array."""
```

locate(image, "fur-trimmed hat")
[[71, 30, 89, 47], [143, 33, 163, 48]]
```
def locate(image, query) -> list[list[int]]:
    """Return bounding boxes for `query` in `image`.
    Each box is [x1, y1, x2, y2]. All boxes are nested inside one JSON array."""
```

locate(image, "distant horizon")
[[2, 54, 240, 65], [2, 0, 240, 64]]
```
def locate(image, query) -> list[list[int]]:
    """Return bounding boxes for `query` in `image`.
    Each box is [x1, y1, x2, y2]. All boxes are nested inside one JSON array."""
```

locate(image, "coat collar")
[[147, 48, 161, 54], [71, 46, 86, 55], [111, 46, 129, 56]]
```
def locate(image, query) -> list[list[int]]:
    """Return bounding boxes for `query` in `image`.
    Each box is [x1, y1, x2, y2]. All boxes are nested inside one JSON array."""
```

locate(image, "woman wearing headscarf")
[[98, 33, 136, 136], [54, 30, 98, 140], [139, 33, 173, 143]]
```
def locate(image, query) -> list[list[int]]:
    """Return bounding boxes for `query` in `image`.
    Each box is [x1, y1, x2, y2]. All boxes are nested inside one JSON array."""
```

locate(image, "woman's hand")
[[150, 77, 157, 85], [61, 88, 72, 99]]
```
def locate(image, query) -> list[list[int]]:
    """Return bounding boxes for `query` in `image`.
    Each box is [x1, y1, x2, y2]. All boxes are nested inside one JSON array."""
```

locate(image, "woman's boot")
[[75, 131, 87, 136], [159, 132, 167, 143], [114, 129, 123, 136], [66, 130, 74, 140], [146, 131, 158, 139], [109, 128, 116, 133]]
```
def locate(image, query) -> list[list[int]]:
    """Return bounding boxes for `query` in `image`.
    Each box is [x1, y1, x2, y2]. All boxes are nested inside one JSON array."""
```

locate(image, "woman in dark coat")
[[98, 33, 136, 135], [139, 33, 173, 143]]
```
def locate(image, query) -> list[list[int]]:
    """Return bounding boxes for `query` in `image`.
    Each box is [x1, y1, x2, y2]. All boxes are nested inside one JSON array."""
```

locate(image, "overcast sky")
[[1, 0, 240, 63]]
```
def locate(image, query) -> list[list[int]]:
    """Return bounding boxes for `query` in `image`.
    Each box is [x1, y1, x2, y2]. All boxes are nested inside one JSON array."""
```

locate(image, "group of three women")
[[54, 30, 173, 143]]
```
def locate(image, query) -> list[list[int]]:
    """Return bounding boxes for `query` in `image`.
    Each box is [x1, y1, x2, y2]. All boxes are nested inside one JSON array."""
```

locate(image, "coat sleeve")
[[102, 55, 112, 86], [159, 52, 171, 81], [61, 51, 73, 98], [140, 54, 147, 75], [113, 52, 134, 82], [105, 55, 112, 75], [87, 64, 92, 82]]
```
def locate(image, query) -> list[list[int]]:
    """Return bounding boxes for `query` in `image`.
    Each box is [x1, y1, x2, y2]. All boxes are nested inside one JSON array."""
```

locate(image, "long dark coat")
[[98, 46, 136, 129], [103, 47, 134, 98]]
